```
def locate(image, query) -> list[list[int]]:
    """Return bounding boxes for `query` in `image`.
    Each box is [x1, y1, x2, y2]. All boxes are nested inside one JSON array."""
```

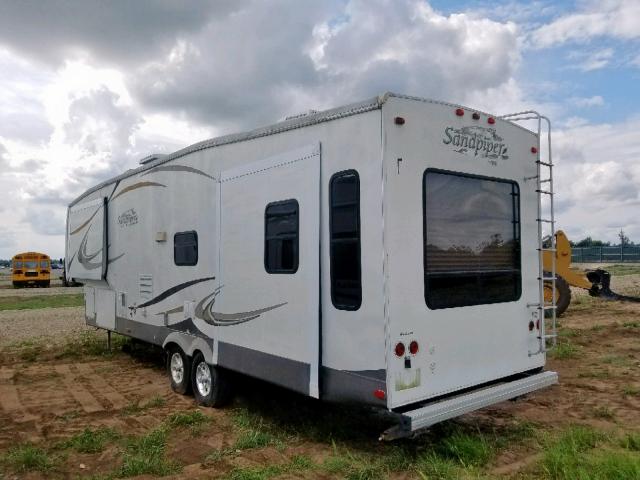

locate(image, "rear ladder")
[[500, 111, 557, 356]]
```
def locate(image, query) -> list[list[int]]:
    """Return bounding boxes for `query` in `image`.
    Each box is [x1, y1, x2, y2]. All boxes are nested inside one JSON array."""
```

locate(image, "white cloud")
[[573, 48, 614, 71], [570, 95, 605, 107], [554, 118, 640, 242], [531, 0, 640, 48]]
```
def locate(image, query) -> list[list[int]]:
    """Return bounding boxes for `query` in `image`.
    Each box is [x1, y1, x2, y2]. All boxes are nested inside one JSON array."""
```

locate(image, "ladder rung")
[[543, 305, 557, 310], [537, 161, 554, 167], [542, 334, 557, 339], [536, 190, 553, 195], [540, 276, 556, 281], [540, 178, 552, 183], [537, 219, 555, 223], [538, 248, 556, 252]]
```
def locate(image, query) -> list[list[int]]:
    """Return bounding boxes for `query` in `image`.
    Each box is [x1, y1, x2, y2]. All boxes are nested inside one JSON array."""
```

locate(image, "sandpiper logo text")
[[118, 208, 138, 228], [443, 126, 509, 164]]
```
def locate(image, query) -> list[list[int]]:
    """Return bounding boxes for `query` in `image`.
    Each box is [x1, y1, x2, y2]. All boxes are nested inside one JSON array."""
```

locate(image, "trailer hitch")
[[587, 269, 640, 303]]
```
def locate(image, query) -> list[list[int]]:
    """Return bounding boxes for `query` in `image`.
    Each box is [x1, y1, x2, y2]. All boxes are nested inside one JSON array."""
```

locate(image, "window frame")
[[174, 230, 199, 266], [264, 199, 299, 274], [329, 169, 362, 311], [422, 168, 522, 310]]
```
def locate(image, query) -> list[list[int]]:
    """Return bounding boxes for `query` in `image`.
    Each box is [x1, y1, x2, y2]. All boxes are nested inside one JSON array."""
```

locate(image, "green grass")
[[592, 406, 616, 420], [60, 427, 120, 453], [166, 410, 209, 428], [548, 340, 581, 359], [121, 395, 168, 416], [0, 293, 83, 311], [537, 425, 640, 479], [2, 443, 54, 472], [622, 385, 639, 396], [229, 455, 314, 480], [116, 427, 180, 478], [56, 331, 129, 359], [622, 321, 639, 328], [603, 264, 640, 276]]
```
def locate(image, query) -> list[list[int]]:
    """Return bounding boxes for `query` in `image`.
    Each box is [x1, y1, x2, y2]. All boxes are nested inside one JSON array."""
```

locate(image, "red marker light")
[[409, 341, 419, 355], [488, 117, 496, 124], [529, 321, 535, 331], [395, 342, 405, 357], [373, 389, 386, 400], [455, 108, 464, 116], [394, 116, 405, 125], [531, 146, 538, 154]]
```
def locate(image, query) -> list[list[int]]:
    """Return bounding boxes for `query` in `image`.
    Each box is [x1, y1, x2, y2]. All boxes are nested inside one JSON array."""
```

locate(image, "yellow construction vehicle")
[[542, 230, 640, 316]]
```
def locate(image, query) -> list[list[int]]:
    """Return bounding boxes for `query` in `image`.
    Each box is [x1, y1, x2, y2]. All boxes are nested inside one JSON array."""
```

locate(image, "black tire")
[[191, 352, 233, 407], [167, 346, 192, 395], [544, 272, 571, 317], [43, 281, 50, 288]]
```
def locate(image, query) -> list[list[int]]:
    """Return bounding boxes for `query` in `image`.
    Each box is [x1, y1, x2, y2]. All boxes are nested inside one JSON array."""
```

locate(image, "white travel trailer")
[[66, 93, 558, 439]]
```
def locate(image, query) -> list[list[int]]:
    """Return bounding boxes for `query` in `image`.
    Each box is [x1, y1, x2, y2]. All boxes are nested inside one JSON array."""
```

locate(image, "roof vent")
[[139, 154, 167, 165], [285, 110, 318, 121]]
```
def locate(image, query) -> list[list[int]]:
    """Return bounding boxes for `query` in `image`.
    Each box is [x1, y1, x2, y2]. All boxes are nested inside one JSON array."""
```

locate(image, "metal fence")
[[571, 245, 640, 263]]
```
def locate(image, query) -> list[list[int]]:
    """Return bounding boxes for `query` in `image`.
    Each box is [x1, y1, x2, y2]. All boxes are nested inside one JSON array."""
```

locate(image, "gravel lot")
[[0, 306, 89, 347]]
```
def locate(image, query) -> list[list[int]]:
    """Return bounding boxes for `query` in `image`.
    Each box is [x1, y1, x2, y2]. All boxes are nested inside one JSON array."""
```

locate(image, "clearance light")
[[395, 342, 405, 357], [536, 319, 541, 330], [373, 389, 386, 400], [409, 341, 419, 355], [531, 146, 538, 154], [455, 108, 464, 116], [488, 117, 496, 124], [394, 116, 405, 125], [472, 112, 480, 120]]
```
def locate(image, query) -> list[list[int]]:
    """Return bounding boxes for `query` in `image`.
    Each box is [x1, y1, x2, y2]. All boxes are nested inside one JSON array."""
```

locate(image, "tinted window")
[[423, 170, 521, 309], [25, 261, 38, 269], [174, 231, 198, 266], [330, 170, 362, 310], [13, 261, 22, 269], [40, 261, 49, 268], [265, 200, 299, 273]]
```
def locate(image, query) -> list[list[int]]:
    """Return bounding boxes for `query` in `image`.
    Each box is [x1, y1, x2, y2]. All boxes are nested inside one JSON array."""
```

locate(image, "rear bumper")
[[382, 370, 557, 440]]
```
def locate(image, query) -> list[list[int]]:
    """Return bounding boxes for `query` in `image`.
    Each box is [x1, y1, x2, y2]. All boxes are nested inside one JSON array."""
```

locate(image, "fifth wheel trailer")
[[66, 93, 558, 438]]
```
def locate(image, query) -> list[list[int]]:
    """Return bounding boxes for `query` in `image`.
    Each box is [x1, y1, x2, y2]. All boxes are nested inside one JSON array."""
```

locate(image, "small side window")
[[329, 170, 362, 310], [265, 200, 299, 274], [174, 231, 198, 266]]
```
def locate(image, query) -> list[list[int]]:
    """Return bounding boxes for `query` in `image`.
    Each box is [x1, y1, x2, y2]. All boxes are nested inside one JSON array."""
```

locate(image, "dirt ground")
[[0, 272, 638, 479]]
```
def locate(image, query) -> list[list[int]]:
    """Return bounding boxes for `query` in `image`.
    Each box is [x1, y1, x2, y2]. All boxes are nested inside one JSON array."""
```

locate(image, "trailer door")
[[216, 144, 321, 398]]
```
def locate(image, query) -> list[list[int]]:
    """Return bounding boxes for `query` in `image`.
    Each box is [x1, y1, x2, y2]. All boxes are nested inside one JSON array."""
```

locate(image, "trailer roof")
[[70, 93, 535, 207]]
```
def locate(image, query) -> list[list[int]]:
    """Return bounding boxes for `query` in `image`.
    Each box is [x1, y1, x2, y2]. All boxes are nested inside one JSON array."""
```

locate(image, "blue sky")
[[0, 0, 638, 257]]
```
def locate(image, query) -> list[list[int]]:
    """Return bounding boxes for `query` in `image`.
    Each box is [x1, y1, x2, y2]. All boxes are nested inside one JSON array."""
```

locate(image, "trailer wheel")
[[544, 273, 571, 318], [191, 352, 233, 407], [167, 346, 192, 395]]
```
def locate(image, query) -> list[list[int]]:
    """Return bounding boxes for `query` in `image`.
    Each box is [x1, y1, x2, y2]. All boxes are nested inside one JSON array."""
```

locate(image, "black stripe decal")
[[135, 276, 216, 309]]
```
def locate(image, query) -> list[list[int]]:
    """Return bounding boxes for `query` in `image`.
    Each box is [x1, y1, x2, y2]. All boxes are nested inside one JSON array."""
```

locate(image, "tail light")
[[455, 108, 464, 116], [373, 389, 386, 400], [409, 341, 419, 355], [394, 342, 405, 357], [488, 117, 496, 124]]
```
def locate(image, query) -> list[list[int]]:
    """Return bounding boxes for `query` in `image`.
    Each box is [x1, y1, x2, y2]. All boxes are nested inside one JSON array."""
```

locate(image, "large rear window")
[[423, 169, 521, 309]]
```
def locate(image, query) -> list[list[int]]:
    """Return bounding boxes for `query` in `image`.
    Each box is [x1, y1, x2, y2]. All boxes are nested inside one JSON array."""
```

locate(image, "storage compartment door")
[[67, 197, 107, 281], [217, 144, 321, 398], [95, 289, 116, 330]]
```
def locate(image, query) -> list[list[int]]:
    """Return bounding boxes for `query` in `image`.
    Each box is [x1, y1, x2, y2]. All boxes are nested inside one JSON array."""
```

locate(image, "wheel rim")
[[195, 361, 212, 397], [170, 352, 184, 384], [544, 283, 559, 303]]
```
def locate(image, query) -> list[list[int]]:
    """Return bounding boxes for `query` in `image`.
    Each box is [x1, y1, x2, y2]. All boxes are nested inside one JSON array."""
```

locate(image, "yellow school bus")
[[11, 252, 51, 288]]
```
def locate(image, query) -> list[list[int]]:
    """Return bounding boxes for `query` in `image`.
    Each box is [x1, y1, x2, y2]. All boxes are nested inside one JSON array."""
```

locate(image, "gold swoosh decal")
[[111, 181, 166, 201]]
